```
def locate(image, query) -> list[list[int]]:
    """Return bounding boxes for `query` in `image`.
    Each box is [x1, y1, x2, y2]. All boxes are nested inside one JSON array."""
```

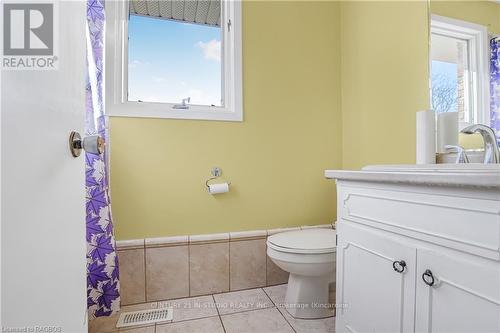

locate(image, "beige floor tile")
[[266, 255, 289, 286], [263, 284, 287, 306], [189, 242, 229, 296], [118, 249, 146, 305], [213, 288, 274, 315], [264, 284, 335, 316], [146, 245, 189, 301], [120, 302, 158, 312], [221, 307, 294, 333], [278, 306, 335, 333], [265, 283, 335, 318], [158, 295, 218, 322], [88, 314, 120, 333], [230, 239, 267, 290], [117, 325, 155, 333], [156, 316, 224, 333]]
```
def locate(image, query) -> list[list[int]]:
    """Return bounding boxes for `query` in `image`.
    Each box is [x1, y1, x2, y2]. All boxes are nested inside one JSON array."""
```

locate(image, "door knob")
[[69, 131, 105, 157]]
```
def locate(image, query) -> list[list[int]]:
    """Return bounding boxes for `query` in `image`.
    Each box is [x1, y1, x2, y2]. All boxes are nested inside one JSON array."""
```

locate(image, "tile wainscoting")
[[116, 224, 335, 305]]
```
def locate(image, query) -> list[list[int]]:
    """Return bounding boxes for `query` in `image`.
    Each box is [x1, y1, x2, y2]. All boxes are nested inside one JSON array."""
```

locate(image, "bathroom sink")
[[362, 164, 500, 173]]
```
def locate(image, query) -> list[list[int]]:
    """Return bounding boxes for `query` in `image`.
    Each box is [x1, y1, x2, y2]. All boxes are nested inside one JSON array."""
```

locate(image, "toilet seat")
[[267, 229, 336, 254]]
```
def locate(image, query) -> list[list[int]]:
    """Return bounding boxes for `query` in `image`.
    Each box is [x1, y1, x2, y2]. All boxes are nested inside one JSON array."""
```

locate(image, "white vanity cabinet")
[[326, 166, 500, 333], [415, 248, 500, 333], [336, 222, 416, 333]]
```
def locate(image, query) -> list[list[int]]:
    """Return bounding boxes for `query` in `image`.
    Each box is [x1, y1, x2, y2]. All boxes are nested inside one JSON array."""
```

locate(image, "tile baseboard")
[[145, 235, 189, 248], [116, 223, 335, 305]]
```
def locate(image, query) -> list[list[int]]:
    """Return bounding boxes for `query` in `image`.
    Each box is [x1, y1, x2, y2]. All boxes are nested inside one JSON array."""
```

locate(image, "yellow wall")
[[431, 0, 500, 34], [340, 1, 430, 169], [110, 1, 342, 240]]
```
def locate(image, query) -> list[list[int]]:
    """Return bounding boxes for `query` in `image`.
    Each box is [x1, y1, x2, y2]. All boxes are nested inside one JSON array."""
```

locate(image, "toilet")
[[267, 228, 336, 319]]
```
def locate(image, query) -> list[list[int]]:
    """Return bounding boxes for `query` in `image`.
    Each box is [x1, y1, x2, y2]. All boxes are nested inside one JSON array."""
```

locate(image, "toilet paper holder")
[[205, 167, 231, 188]]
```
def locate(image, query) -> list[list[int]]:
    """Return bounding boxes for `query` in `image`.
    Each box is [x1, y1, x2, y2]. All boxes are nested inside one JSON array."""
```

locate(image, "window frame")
[[430, 14, 490, 128], [105, 0, 243, 121]]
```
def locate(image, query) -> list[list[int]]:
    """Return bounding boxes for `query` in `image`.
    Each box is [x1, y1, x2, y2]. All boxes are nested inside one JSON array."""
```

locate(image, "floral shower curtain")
[[86, 0, 120, 318], [490, 37, 500, 146]]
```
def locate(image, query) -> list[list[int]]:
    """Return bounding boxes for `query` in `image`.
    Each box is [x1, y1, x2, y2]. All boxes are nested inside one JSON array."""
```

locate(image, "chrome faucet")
[[445, 145, 470, 164], [460, 124, 500, 164]]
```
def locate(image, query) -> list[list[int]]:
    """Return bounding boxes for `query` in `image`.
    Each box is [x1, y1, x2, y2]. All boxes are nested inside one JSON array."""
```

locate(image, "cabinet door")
[[415, 248, 500, 333], [336, 222, 416, 333]]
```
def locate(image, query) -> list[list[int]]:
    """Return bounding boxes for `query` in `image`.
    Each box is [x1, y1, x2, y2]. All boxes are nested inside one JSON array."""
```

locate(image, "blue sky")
[[128, 15, 222, 106]]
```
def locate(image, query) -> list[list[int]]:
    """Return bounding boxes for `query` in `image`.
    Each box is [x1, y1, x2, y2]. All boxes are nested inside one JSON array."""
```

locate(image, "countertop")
[[325, 164, 500, 189]]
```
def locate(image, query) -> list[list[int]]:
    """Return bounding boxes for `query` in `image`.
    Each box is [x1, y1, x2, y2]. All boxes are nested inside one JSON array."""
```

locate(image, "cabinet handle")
[[422, 269, 435, 286], [392, 260, 406, 273]]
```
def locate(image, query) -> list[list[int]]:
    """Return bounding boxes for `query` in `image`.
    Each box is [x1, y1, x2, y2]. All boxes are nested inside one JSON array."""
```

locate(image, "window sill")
[[107, 101, 243, 122]]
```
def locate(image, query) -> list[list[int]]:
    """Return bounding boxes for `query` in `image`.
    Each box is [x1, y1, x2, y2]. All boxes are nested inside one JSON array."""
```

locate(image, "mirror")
[[429, 0, 500, 130]]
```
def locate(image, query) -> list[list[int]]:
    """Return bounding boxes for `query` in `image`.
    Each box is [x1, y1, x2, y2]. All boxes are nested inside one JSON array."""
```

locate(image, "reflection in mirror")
[[431, 31, 473, 121], [429, 0, 500, 134], [127, 0, 222, 107]]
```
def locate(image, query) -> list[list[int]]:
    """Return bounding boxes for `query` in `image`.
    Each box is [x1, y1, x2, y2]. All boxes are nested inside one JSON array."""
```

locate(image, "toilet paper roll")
[[416, 110, 436, 164], [437, 112, 458, 153], [208, 183, 229, 195]]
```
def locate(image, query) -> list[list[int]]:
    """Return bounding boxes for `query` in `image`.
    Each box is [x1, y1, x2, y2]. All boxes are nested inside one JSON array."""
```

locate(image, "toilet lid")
[[267, 229, 336, 254]]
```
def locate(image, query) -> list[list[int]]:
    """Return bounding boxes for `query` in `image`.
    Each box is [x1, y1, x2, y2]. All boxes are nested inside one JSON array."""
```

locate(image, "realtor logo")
[[2, 2, 58, 69]]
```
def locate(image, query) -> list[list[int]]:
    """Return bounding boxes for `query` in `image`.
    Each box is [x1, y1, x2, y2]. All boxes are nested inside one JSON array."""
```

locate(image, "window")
[[430, 15, 489, 127], [106, 0, 242, 121], [128, 14, 222, 106]]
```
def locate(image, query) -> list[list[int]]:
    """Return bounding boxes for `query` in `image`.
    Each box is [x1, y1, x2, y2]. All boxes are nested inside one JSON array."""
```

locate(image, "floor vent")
[[116, 307, 173, 328]]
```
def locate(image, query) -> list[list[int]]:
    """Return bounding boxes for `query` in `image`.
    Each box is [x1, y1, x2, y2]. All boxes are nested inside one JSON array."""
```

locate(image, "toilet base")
[[284, 273, 333, 319]]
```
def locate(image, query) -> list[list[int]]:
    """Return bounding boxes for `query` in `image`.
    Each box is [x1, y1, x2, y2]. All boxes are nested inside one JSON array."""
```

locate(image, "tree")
[[431, 72, 457, 113]]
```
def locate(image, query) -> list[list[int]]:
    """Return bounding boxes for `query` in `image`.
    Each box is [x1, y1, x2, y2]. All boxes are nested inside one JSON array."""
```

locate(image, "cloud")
[[128, 59, 147, 69], [196, 39, 221, 62]]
